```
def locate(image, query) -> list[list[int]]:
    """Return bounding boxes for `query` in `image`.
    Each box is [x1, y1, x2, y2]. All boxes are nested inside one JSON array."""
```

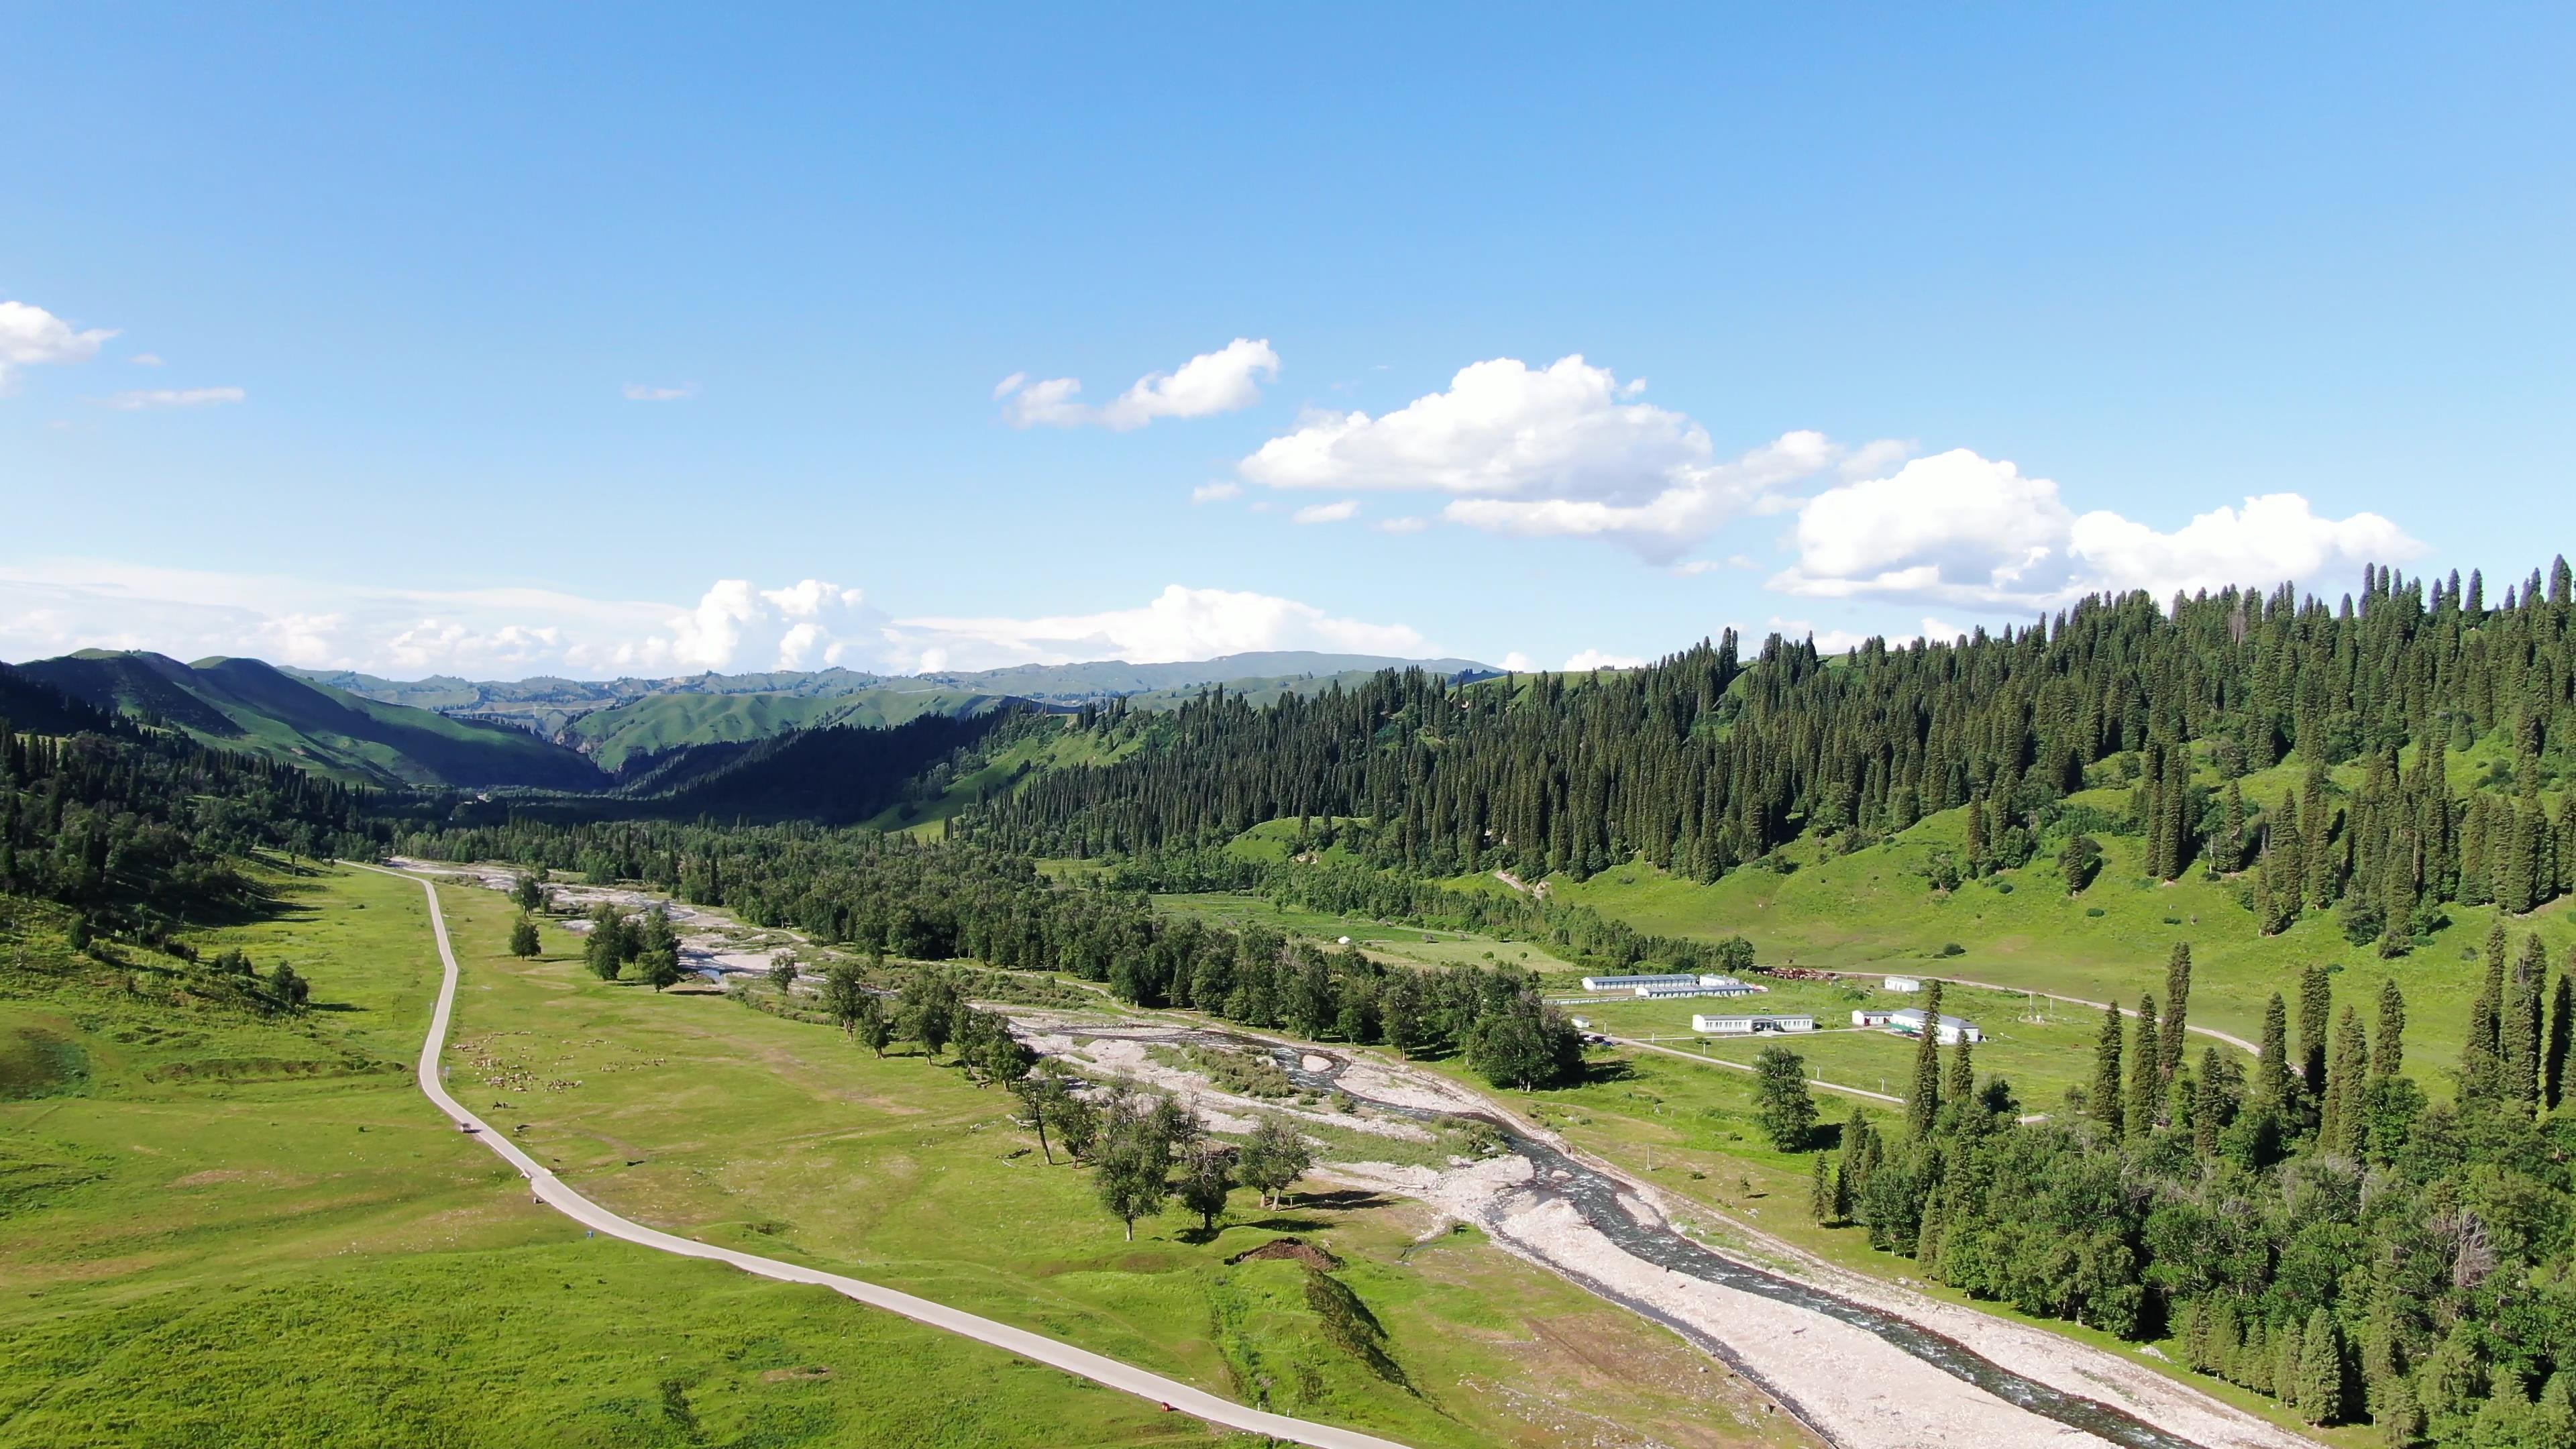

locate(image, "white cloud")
[[1237, 355, 1879, 563], [1293, 500, 1358, 525], [129, 352, 165, 367], [1374, 517, 1427, 535], [0, 301, 117, 388], [623, 382, 698, 401], [0, 564, 1434, 680], [1191, 481, 1243, 504], [1501, 651, 1535, 672], [890, 584, 1429, 673], [103, 386, 245, 410], [998, 375, 1087, 427], [1671, 555, 1760, 576], [1769, 448, 2423, 608], [1000, 338, 1279, 431], [1562, 649, 1647, 672]]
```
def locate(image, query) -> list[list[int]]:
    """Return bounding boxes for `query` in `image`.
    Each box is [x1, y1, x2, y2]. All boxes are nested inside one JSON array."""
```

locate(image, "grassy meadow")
[[427, 873, 1808, 1449], [0, 867, 1203, 1449]]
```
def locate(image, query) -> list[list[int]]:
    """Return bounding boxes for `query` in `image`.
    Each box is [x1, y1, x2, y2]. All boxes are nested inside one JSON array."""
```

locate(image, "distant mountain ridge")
[[284, 650, 1498, 765], [12, 651, 602, 790], [292, 650, 1494, 718], [3, 648, 1497, 795]]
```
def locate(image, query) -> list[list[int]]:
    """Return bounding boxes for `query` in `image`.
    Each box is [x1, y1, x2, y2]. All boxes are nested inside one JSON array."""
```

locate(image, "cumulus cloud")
[[889, 584, 1428, 673], [1374, 517, 1427, 535], [1293, 500, 1358, 525], [103, 386, 245, 410], [1191, 481, 1242, 503], [130, 352, 165, 367], [1000, 338, 1279, 431], [0, 564, 1434, 680], [1562, 649, 1647, 672], [1769, 449, 2422, 608], [1236, 355, 1879, 563], [623, 382, 698, 401], [0, 300, 117, 388]]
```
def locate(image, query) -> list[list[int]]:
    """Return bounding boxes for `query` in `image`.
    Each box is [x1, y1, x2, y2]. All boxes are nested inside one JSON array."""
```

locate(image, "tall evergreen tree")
[[2374, 979, 2407, 1080], [2296, 1309, 2347, 1426], [2093, 1001, 2125, 1136], [1944, 1027, 1975, 1106], [1908, 979, 1945, 1134], [2549, 970, 2575, 1113], [2127, 995, 2161, 1136], [2466, 926, 2510, 1099], [2257, 992, 2294, 1108], [2324, 1006, 2368, 1158], [2298, 961, 2332, 1110], [2508, 934, 2548, 1108], [2161, 943, 2193, 1081]]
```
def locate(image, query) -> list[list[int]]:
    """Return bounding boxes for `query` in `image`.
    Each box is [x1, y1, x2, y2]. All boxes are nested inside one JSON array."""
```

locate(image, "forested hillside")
[[973, 563, 2576, 958]]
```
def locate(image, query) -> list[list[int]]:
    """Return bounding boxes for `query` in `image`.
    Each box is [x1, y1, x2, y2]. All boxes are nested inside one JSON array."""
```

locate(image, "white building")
[[1580, 971, 1699, 992], [1693, 1012, 1817, 1036], [1633, 975, 1760, 1000], [1883, 975, 1923, 993], [1581, 972, 1764, 996], [1851, 1007, 1902, 1028], [1886, 1008, 1982, 1044]]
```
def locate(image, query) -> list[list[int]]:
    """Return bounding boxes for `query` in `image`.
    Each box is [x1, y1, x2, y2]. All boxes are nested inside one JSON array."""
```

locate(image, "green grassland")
[[1556, 977, 2147, 1111], [429, 877, 1805, 1448], [0, 868, 1204, 1448], [1153, 890, 1578, 976], [973, 869, 2349, 1447], [1539, 802, 2569, 1100]]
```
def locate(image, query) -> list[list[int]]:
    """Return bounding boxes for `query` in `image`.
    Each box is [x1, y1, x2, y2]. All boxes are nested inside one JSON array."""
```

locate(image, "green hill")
[[566, 686, 1022, 773], [14, 651, 604, 790]]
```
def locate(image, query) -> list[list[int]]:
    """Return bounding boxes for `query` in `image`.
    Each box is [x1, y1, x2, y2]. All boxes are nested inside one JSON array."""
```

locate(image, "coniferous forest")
[[19, 563, 2576, 1444]]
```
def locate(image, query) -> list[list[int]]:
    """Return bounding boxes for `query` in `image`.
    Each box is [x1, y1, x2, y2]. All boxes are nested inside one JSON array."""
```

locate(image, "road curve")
[[356, 863, 1411, 1449]]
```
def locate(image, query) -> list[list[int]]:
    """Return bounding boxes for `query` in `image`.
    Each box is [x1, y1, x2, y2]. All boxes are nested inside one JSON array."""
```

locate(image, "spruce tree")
[[2297, 1309, 2347, 1425], [2375, 978, 2407, 1079], [2298, 961, 2332, 1109], [2324, 1006, 2368, 1158], [2257, 993, 2293, 1108], [1809, 1154, 1836, 1224], [2274, 1315, 2306, 1407], [1908, 979, 1945, 1134], [2548, 971, 2575, 1112], [2503, 934, 2546, 1108], [2465, 927, 2509, 1099], [2127, 994, 2161, 1135], [1945, 1028, 1974, 1106], [2192, 1047, 2228, 1158], [2161, 943, 2193, 1081], [2093, 1001, 2125, 1136]]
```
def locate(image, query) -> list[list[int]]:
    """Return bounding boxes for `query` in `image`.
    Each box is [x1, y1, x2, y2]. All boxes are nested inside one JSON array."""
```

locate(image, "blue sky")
[[5, 5, 2571, 678]]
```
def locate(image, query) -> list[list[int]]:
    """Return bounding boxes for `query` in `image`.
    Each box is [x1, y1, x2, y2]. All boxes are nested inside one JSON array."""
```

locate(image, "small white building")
[[1580, 971, 1701, 992], [1886, 1008, 1982, 1044], [1633, 975, 1760, 1000], [1883, 976, 1923, 993], [1851, 1007, 1902, 1028], [1693, 1012, 1817, 1036]]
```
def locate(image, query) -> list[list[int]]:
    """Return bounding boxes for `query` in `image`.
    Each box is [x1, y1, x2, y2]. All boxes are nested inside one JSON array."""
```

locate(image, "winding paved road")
[[358, 863, 1410, 1449]]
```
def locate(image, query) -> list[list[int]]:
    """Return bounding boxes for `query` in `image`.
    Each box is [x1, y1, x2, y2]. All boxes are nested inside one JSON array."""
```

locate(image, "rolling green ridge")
[[566, 687, 1019, 773], [15, 651, 600, 790]]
